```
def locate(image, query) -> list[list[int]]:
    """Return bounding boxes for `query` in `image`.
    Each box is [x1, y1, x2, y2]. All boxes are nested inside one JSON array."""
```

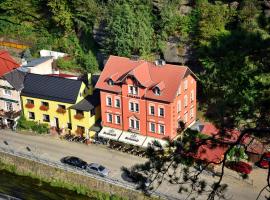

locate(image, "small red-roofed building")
[[96, 55, 197, 146]]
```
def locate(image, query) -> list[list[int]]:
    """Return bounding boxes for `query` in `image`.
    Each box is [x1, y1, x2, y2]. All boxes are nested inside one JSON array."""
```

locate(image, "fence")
[[0, 146, 178, 200]]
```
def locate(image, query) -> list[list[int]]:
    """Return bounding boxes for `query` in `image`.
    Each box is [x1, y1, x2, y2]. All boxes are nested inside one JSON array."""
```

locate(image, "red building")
[[96, 56, 197, 146]]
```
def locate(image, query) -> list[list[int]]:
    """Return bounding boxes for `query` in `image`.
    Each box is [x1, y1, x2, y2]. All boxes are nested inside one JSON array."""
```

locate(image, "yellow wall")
[[21, 76, 100, 135], [70, 105, 101, 136], [21, 96, 72, 129]]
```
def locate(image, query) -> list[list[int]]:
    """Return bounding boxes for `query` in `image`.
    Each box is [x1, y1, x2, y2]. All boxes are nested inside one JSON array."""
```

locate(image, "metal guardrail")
[[0, 192, 21, 200], [0, 146, 179, 200]]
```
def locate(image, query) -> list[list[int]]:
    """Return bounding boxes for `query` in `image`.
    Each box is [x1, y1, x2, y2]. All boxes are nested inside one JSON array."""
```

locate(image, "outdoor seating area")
[[61, 134, 88, 144], [107, 140, 146, 158]]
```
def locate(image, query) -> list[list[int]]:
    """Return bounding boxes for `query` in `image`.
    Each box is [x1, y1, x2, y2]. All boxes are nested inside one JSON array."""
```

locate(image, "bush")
[[17, 116, 49, 134]]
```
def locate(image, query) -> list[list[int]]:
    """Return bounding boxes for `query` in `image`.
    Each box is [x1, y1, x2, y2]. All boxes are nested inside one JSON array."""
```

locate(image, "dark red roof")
[[193, 141, 228, 163], [0, 50, 20, 77], [96, 55, 196, 102]]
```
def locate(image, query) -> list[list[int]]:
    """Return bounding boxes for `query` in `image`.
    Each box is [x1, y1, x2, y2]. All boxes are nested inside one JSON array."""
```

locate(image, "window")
[[28, 112, 35, 120], [5, 102, 13, 111], [129, 102, 139, 112], [115, 115, 121, 124], [190, 107, 194, 119], [27, 99, 34, 105], [158, 107, 164, 117], [107, 79, 114, 86], [154, 87, 160, 95], [58, 104, 66, 110], [106, 96, 112, 106], [184, 79, 188, 91], [149, 122, 155, 132], [184, 95, 188, 108], [76, 110, 84, 116], [107, 113, 113, 123], [190, 90, 194, 102], [128, 85, 138, 95], [43, 114, 50, 122], [129, 118, 139, 130], [177, 85, 181, 96], [41, 101, 49, 107], [158, 124, 165, 134], [177, 100, 181, 113], [149, 105, 155, 115], [115, 98, 120, 108], [184, 112, 188, 123], [3, 89, 11, 96]]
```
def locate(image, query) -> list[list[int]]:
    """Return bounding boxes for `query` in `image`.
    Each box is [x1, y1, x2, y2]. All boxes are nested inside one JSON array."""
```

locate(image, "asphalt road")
[[0, 130, 268, 200]]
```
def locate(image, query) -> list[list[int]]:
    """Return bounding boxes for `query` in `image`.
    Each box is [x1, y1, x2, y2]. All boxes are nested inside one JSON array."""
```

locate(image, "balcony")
[[56, 107, 66, 114], [25, 103, 34, 109], [39, 105, 49, 111], [74, 113, 84, 120]]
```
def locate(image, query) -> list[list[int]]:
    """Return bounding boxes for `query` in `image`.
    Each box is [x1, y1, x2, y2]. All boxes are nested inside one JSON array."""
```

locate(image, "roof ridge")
[[26, 73, 82, 83]]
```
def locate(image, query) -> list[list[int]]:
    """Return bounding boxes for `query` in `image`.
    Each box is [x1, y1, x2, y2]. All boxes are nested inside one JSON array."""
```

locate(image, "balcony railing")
[[25, 103, 34, 109], [56, 107, 66, 114], [39, 105, 49, 111], [74, 113, 84, 120]]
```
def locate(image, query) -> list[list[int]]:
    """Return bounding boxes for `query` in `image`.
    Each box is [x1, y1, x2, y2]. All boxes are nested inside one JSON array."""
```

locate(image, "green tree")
[[103, 0, 154, 57]]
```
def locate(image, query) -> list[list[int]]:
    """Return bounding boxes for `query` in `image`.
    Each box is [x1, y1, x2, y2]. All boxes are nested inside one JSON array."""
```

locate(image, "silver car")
[[86, 163, 109, 177]]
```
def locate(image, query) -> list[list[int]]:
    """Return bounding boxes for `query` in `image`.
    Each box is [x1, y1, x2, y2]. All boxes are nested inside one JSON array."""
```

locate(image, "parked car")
[[60, 156, 87, 169], [256, 152, 270, 169], [86, 163, 109, 177], [226, 161, 252, 174]]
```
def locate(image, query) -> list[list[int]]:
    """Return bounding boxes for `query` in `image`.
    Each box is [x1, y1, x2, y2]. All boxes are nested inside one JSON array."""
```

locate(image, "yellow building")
[[21, 73, 100, 136]]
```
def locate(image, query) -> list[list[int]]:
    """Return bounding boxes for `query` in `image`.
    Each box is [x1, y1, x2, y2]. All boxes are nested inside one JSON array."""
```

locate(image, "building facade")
[[0, 51, 22, 128], [96, 56, 197, 146], [21, 73, 100, 136]]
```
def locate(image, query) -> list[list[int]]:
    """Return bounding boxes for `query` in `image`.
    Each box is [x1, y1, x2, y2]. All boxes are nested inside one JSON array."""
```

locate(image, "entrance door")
[[54, 117, 59, 129]]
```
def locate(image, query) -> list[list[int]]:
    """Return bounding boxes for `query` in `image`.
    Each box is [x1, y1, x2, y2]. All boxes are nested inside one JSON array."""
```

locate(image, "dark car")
[[226, 161, 252, 174], [60, 156, 87, 169], [86, 163, 109, 177], [256, 152, 270, 169]]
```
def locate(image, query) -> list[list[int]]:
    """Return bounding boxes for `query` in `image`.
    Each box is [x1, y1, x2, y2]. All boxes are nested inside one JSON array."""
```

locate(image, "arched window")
[[107, 79, 114, 86], [154, 87, 161, 95]]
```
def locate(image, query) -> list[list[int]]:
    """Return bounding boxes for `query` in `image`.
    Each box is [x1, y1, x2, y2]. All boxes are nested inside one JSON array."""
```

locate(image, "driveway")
[[0, 130, 268, 200]]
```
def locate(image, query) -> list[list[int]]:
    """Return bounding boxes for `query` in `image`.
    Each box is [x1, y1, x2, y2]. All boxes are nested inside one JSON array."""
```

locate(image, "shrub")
[[17, 116, 49, 134]]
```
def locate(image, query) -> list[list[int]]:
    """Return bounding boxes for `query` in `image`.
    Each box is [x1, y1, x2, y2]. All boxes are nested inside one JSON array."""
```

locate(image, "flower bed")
[[40, 105, 49, 111], [56, 108, 66, 114], [74, 113, 84, 120], [25, 103, 34, 109]]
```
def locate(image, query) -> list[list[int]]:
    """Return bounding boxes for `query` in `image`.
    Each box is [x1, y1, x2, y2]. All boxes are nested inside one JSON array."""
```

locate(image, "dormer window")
[[107, 79, 114, 86], [154, 87, 161, 96]]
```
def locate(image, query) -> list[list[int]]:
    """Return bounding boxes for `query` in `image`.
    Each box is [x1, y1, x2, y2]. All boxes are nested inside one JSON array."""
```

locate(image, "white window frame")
[[149, 104, 155, 115], [184, 79, 188, 91], [190, 90, 194, 103], [115, 115, 121, 124], [3, 89, 11, 96], [184, 112, 188, 123], [5, 101, 13, 111], [129, 101, 139, 113], [190, 107, 194, 119], [106, 96, 112, 107], [158, 124, 165, 135], [158, 106, 165, 117], [177, 85, 181, 96], [149, 122, 155, 132], [128, 85, 138, 95], [115, 98, 121, 108], [184, 95, 188, 108], [177, 100, 181, 113], [129, 117, 140, 130], [106, 113, 113, 123]]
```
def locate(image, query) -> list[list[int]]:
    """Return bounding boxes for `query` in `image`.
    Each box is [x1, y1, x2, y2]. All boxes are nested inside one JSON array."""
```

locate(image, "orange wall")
[[100, 75, 197, 140]]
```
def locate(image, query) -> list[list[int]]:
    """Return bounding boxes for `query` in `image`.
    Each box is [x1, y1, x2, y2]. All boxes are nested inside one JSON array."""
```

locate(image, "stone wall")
[[0, 152, 157, 200]]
